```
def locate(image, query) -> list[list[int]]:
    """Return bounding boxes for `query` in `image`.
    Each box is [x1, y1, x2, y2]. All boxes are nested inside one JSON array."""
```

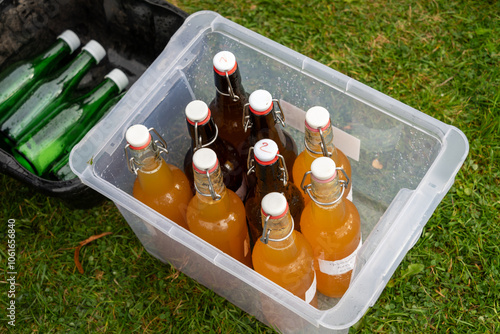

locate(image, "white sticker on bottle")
[[318, 238, 362, 276], [305, 271, 317, 304]]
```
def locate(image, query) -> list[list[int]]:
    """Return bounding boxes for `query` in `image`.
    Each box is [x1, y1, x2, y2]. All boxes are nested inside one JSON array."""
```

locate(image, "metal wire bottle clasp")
[[300, 167, 350, 206], [124, 127, 169, 175], [304, 125, 333, 157], [215, 71, 240, 102], [260, 215, 295, 245], [242, 99, 286, 132], [246, 147, 288, 187], [194, 167, 222, 201], [193, 121, 218, 151]]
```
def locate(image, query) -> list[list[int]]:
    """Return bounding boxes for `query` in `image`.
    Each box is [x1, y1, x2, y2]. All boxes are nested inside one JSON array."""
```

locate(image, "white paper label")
[[318, 239, 362, 276], [305, 271, 317, 304]]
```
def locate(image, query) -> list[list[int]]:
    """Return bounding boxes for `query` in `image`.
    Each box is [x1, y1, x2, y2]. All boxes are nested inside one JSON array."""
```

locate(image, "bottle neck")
[[310, 174, 346, 216], [187, 118, 218, 150], [193, 163, 227, 203], [130, 141, 163, 173], [260, 209, 295, 248], [253, 159, 287, 195], [249, 110, 286, 142], [304, 124, 339, 160], [80, 79, 119, 113], [213, 67, 247, 104], [33, 39, 71, 71]]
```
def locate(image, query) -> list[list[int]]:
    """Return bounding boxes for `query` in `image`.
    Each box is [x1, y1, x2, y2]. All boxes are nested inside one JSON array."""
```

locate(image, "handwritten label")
[[318, 239, 362, 276]]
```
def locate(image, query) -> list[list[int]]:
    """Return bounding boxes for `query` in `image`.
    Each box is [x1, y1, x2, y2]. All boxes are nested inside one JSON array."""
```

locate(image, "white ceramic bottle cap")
[[261, 192, 288, 218], [105, 69, 129, 93], [185, 100, 210, 124], [57, 30, 80, 53], [82, 40, 106, 64], [305, 106, 331, 130], [193, 148, 218, 172], [126, 124, 151, 150], [213, 51, 237, 74], [249, 89, 273, 114], [254, 139, 279, 164], [311, 157, 337, 181]]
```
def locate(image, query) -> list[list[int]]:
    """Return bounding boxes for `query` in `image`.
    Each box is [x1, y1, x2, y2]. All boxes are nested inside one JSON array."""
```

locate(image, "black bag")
[[0, 0, 187, 209]]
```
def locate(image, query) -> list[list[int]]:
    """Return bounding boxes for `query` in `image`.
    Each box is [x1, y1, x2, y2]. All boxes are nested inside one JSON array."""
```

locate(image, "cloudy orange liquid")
[[133, 158, 192, 230]]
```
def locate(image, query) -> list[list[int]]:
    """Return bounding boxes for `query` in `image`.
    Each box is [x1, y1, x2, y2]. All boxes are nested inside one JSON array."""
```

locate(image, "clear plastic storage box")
[[70, 11, 469, 333]]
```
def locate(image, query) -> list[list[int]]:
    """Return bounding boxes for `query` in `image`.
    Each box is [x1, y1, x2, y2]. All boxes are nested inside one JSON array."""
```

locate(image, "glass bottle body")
[[247, 111, 298, 182], [252, 208, 317, 307], [131, 141, 192, 230], [186, 163, 252, 267], [183, 118, 245, 199], [300, 176, 361, 298]]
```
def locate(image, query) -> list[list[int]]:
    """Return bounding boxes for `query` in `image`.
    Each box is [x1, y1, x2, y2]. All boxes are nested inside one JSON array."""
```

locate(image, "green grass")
[[2, 0, 499, 333]]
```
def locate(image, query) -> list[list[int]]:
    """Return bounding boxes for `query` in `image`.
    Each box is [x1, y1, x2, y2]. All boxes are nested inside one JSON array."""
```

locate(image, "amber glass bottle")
[[300, 157, 361, 298], [252, 192, 317, 307], [244, 89, 297, 182], [125, 124, 192, 230], [293, 106, 352, 203], [209, 51, 250, 158], [186, 148, 252, 268], [245, 138, 304, 246], [183, 100, 246, 200]]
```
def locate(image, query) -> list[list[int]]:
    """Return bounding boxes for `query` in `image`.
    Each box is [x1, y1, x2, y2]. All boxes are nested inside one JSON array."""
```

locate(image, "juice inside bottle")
[[300, 157, 361, 298], [133, 157, 192, 230], [252, 192, 317, 307], [186, 148, 252, 268], [126, 124, 192, 230], [293, 106, 351, 203]]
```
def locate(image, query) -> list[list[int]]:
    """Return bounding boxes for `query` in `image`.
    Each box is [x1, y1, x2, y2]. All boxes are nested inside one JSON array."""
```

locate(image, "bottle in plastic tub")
[[300, 157, 361, 298]]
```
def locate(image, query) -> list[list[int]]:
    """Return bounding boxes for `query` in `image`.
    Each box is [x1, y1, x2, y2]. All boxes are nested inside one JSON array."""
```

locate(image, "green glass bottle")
[[46, 91, 126, 181], [12, 69, 128, 176], [0, 40, 107, 148], [0, 30, 80, 119]]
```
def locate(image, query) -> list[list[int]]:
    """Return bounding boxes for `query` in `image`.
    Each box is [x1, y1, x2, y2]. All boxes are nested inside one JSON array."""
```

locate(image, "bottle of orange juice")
[[186, 147, 252, 268], [292, 106, 351, 203], [125, 124, 192, 230], [300, 157, 361, 298], [252, 192, 317, 307]]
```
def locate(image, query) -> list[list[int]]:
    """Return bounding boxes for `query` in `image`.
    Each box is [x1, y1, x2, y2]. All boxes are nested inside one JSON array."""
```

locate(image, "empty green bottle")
[[0, 30, 80, 119], [46, 91, 125, 181], [12, 69, 128, 176], [0, 40, 106, 148]]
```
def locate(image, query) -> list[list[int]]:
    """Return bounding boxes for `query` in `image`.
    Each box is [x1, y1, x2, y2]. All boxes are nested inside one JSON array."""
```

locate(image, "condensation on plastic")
[[70, 11, 469, 333], [0, 0, 187, 209]]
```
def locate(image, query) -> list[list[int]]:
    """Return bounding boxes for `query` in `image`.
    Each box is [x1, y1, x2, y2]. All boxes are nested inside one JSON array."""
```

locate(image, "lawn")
[[1, 0, 499, 333]]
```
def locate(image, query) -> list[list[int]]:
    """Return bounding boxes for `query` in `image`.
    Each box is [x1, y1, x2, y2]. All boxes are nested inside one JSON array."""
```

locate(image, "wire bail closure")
[[193, 121, 218, 151], [194, 167, 222, 201], [260, 215, 295, 245], [246, 147, 288, 187], [243, 99, 286, 132], [300, 167, 350, 206], [124, 127, 169, 175], [215, 71, 240, 102], [304, 126, 333, 157]]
